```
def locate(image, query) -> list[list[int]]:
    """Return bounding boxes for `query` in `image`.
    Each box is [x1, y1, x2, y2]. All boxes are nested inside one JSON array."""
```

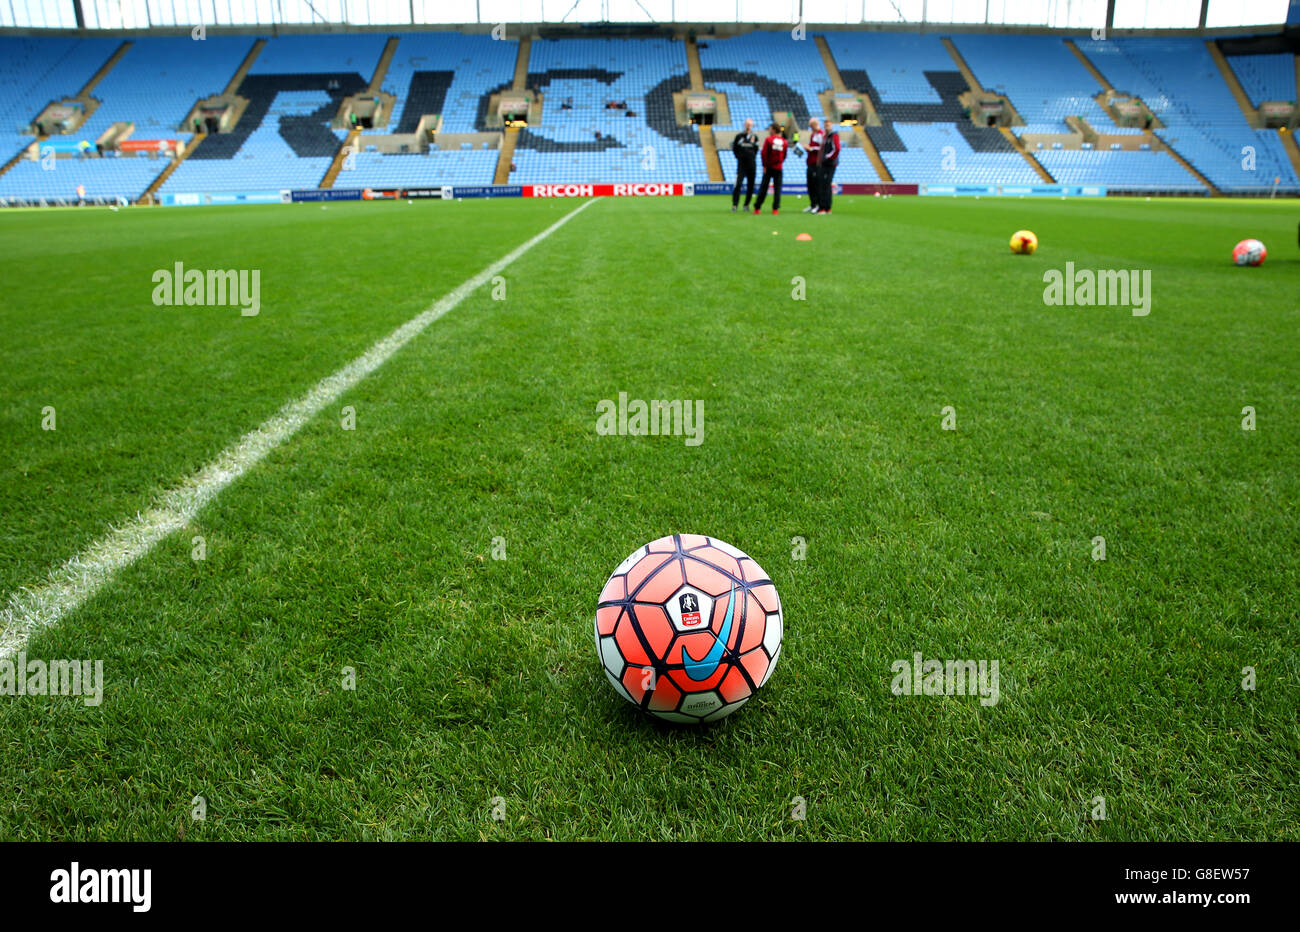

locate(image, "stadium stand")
[[829, 146, 881, 184], [341, 148, 499, 189], [704, 81, 769, 137], [0, 29, 1295, 197], [1226, 52, 1298, 106], [827, 32, 954, 105], [827, 33, 1036, 186], [1033, 148, 1204, 191], [703, 30, 861, 186], [881, 122, 1040, 186], [0, 36, 120, 159], [946, 34, 1204, 190], [374, 32, 515, 134], [698, 30, 829, 123], [247, 33, 387, 79], [306, 32, 515, 190], [1081, 37, 1300, 193], [502, 38, 707, 184], [162, 88, 350, 193], [0, 35, 256, 201], [0, 33, 122, 197], [161, 33, 387, 194], [77, 36, 253, 143], [951, 35, 1119, 134], [1, 36, 256, 201], [0, 154, 160, 201]]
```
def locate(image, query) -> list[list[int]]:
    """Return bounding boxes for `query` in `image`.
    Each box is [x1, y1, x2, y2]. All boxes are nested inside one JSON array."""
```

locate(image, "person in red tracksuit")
[[815, 125, 841, 214], [804, 118, 823, 213], [752, 123, 788, 215]]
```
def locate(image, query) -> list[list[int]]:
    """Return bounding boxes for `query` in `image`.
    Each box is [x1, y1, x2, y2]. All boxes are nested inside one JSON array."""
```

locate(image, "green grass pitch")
[[0, 194, 1296, 840]]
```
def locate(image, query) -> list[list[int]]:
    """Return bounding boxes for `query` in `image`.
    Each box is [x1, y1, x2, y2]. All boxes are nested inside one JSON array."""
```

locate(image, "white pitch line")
[[0, 197, 600, 660]]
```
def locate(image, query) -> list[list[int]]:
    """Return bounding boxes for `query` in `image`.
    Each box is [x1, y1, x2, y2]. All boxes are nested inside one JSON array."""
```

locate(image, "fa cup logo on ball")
[[679, 593, 702, 627]]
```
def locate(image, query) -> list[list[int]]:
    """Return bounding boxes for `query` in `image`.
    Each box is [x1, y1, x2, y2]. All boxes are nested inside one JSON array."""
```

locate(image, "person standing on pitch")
[[753, 123, 788, 215], [815, 123, 841, 215], [803, 118, 824, 213], [731, 118, 760, 212]]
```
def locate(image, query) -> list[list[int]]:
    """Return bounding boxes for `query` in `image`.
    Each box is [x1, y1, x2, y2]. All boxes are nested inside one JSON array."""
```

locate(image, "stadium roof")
[[2, 0, 1293, 32]]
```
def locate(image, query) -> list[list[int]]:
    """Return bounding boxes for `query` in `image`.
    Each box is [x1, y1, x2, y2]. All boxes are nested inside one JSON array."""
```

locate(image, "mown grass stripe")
[[0, 198, 600, 660]]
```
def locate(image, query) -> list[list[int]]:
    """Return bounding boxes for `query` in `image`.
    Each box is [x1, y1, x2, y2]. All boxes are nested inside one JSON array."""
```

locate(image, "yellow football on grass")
[[1010, 230, 1038, 255]]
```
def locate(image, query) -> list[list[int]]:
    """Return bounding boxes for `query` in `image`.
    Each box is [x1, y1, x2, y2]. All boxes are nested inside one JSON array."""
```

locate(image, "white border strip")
[[0, 198, 600, 660]]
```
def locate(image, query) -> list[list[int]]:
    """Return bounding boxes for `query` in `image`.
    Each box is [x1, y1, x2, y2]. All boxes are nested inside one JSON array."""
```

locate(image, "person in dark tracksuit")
[[731, 118, 759, 212], [752, 123, 788, 215], [803, 118, 824, 213], [816, 125, 841, 214]]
